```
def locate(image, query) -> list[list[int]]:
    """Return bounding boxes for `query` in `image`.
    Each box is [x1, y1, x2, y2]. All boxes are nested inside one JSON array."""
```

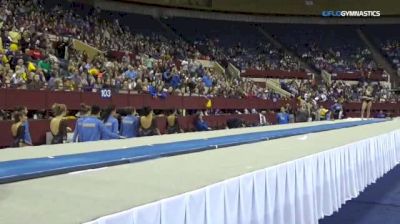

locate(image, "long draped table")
[[86, 122, 400, 224]]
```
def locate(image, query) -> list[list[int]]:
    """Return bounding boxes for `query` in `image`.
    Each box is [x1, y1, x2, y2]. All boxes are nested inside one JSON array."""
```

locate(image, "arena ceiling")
[[117, 0, 400, 16]]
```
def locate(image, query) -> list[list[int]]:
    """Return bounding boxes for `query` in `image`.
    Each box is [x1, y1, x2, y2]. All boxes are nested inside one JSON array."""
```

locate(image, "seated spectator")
[[295, 103, 309, 123], [50, 104, 71, 144], [123, 65, 137, 80], [195, 112, 211, 131], [276, 107, 289, 124], [0, 110, 9, 120], [227, 117, 245, 129], [120, 107, 139, 138], [285, 103, 295, 123], [27, 74, 44, 90], [317, 105, 330, 121], [259, 111, 268, 126], [166, 109, 183, 134], [330, 101, 344, 120], [139, 106, 161, 136], [376, 110, 386, 119], [10, 111, 28, 147]]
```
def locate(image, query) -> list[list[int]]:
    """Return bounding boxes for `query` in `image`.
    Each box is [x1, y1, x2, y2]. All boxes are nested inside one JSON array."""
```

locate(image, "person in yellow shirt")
[[205, 98, 212, 109], [28, 62, 36, 72], [8, 30, 21, 52], [88, 67, 99, 76], [0, 49, 9, 64], [318, 105, 330, 121]]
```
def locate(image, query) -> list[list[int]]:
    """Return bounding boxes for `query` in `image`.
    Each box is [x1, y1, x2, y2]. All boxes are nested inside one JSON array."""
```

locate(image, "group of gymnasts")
[[10, 104, 185, 147], [71, 104, 165, 143]]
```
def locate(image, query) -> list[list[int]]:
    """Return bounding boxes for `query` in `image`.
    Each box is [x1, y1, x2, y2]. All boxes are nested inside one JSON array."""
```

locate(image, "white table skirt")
[[86, 130, 400, 224]]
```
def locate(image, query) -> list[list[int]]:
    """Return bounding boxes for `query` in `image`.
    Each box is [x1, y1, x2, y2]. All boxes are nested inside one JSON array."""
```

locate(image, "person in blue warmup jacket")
[[16, 106, 32, 145], [73, 103, 91, 142], [195, 112, 211, 131], [376, 110, 386, 119], [100, 105, 119, 140], [120, 107, 139, 138], [75, 105, 123, 142], [276, 107, 289, 124]]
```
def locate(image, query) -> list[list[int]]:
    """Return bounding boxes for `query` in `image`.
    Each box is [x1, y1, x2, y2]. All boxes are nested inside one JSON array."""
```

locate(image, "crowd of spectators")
[[0, 0, 199, 59], [381, 40, 400, 75], [281, 78, 395, 104], [0, 0, 398, 107], [196, 38, 302, 72], [298, 42, 378, 74], [267, 25, 381, 75], [0, 0, 283, 100]]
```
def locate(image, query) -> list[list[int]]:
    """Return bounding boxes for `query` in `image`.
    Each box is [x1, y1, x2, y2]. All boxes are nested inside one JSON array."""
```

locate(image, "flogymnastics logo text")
[[322, 11, 381, 17]]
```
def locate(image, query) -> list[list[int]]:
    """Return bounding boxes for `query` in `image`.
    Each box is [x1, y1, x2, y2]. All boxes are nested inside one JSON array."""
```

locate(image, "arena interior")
[[1, 0, 400, 224]]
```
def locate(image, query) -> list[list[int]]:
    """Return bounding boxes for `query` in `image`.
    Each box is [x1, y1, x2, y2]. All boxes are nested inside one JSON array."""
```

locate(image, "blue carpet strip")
[[320, 164, 400, 224], [0, 120, 385, 184]]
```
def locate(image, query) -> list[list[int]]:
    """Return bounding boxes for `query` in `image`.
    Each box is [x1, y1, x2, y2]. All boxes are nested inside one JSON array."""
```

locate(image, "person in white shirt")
[[259, 111, 268, 126]]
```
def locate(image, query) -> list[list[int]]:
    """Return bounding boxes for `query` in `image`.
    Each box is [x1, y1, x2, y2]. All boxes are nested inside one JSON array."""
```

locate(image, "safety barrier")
[[0, 89, 295, 110]]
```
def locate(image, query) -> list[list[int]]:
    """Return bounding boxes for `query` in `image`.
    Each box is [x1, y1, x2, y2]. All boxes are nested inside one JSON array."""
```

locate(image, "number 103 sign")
[[100, 89, 112, 99]]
